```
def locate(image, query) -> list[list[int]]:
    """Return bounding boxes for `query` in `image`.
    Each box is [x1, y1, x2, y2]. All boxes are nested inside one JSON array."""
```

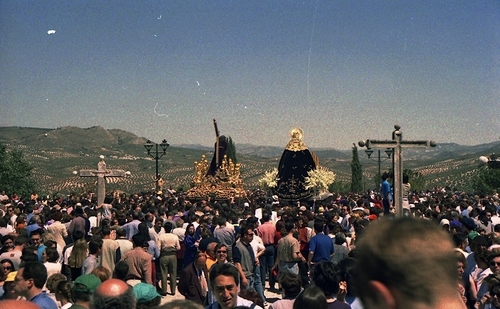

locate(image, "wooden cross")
[[78, 155, 127, 206], [359, 125, 436, 217]]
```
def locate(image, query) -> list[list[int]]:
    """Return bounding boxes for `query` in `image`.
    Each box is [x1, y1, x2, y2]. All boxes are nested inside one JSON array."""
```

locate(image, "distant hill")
[[0, 126, 499, 195]]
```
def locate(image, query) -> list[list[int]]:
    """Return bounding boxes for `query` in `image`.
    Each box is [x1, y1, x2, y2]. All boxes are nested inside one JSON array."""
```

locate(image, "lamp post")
[[364, 148, 393, 188], [144, 139, 170, 191]]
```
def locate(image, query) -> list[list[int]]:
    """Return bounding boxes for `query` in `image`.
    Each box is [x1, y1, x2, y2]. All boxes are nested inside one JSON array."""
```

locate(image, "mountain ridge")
[[0, 126, 499, 195]]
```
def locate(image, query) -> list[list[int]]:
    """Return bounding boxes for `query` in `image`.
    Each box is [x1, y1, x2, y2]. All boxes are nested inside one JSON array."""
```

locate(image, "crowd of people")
[[0, 187, 499, 309]]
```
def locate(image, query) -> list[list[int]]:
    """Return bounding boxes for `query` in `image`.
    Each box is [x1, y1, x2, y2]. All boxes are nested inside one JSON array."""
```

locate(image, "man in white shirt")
[[207, 263, 263, 309]]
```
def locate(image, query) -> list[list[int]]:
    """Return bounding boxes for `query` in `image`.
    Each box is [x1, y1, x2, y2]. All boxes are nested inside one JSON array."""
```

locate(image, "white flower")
[[304, 166, 336, 192], [259, 168, 279, 189]]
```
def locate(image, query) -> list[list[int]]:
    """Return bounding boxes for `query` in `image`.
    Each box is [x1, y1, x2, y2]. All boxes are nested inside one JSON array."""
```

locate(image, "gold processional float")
[[186, 119, 246, 201]]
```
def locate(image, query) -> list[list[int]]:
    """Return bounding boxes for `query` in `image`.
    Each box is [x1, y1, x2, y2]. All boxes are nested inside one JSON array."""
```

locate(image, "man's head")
[[194, 250, 207, 269], [155, 218, 164, 231], [164, 221, 174, 233], [209, 264, 239, 309], [72, 230, 85, 242], [101, 225, 111, 237], [240, 228, 254, 244], [113, 260, 129, 281], [132, 233, 148, 248], [284, 220, 295, 234], [313, 218, 324, 234], [90, 278, 136, 309], [280, 272, 302, 299], [489, 252, 500, 274], [1, 235, 14, 251], [471, 235, 488, 253], [312, 261, 342, 298], [215, 244, 228, 263], [88, 239, 103, 256], [207, 242, 218, 259], [13, 261, 47, 297], [261, 212, 271, 224], [30, 229, 44, 247], [353, 217, 461, 309]]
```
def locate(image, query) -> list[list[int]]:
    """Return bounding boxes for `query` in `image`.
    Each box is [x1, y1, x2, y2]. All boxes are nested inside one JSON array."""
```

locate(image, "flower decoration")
[[304, 166, 336, 193], [259, 168, 279, 189]]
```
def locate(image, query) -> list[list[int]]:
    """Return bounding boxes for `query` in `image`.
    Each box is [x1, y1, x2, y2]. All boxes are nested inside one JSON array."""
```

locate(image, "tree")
[[329, 180, 351, 194], [0, 143, 36, 197], [403, 169, 427, 192], [350, 144, 363, 193], [472, 166, 500, 195], [225, 136, 237, 163]]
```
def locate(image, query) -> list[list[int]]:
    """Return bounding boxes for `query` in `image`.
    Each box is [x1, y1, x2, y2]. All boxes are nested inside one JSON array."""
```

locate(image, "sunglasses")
[[3, 267, 12, 270], [217, 250, 227, 254], [490, 262, 500, 267]]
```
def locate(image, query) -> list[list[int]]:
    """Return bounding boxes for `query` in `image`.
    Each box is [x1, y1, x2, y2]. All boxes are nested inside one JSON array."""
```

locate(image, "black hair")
[[45, 247, 60, 263], [113, 260, 129, 281], [88, 239, 103, 255], [164, 221, 174, 233], [209, 263, 239, 288], [312, 261, 343, 297], [20, 261, 47, 289]]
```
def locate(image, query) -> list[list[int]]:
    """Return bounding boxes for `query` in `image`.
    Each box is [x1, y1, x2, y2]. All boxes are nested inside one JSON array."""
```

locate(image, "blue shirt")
[[309, 233, 334, 263], [31, 291, 58, 309], [37, 244, 46, 262], [381, 180, 391, 201], [25, 223, 40, 237], [122, 220, 141, 239]]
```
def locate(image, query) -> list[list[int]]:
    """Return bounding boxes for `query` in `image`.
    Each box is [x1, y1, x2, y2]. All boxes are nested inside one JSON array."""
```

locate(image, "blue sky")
[[1, 1, 499, 150]]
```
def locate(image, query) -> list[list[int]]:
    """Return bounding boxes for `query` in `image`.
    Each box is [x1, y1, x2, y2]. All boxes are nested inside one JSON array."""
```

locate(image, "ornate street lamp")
[[144, 139, 170, 191], [364, 148, 393, 189]]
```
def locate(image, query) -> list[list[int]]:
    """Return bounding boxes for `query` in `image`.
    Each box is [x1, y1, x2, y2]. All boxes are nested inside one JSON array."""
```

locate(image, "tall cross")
[[359, 125, 436, 217], [78, 155, 127, 206]]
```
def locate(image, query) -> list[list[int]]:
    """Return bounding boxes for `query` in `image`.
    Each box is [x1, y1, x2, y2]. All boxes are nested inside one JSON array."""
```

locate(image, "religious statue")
[[187, 120, 246, 201], [206, 119, 228, 176], [275, 128, 318, 201]]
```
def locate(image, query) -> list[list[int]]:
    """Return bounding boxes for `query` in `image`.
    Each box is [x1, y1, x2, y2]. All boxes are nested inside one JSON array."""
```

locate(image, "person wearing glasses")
[[213, 243, 230, 266], [13, 261, 58, 309], [1, 259, 15, 277], [30, 229, 46, 262]]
